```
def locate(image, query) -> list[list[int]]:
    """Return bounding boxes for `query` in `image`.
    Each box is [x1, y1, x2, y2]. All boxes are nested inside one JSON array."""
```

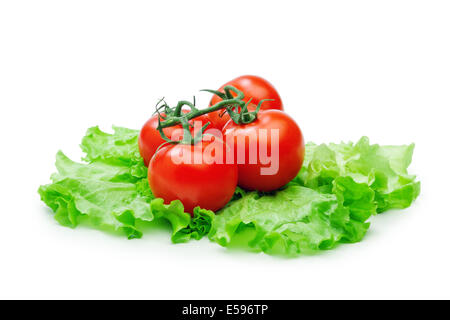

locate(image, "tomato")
[[148, 136, 238, 214], [209, 75, 284, 129], [222, 110, 304, 192], [138, 110, 212, 167]]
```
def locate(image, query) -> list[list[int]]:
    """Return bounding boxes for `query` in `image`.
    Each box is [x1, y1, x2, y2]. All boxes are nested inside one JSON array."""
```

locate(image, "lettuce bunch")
[[39, 127, 420, 256]]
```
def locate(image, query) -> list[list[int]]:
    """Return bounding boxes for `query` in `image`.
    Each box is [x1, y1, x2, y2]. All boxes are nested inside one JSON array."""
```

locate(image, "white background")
[[0, 0, 449, 300]]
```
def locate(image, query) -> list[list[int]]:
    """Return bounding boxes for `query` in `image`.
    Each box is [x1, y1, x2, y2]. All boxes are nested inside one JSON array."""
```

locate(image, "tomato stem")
[[159, 86, 245, 129], [155, 85, 273, 145]]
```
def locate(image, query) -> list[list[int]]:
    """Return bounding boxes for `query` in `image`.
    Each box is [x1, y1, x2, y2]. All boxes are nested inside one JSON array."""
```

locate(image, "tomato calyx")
[[155, 98, 210, 146]]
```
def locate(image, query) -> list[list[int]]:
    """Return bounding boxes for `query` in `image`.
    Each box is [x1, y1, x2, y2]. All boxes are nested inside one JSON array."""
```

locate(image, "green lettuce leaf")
[[38, 151, 153, 239], [209, 187, 342, 255], [39, 128, 420, 257], [150, 199, 215, 243], [296, 137, 420, 213], [209, 137, 419, 255], [209, 185, 372, 255], [81, 126, 147, 179]]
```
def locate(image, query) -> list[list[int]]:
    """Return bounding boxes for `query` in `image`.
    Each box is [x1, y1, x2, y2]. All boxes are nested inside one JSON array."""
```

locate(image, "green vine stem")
[[158, 86, 245, 129], [155, 85, 272, 145]]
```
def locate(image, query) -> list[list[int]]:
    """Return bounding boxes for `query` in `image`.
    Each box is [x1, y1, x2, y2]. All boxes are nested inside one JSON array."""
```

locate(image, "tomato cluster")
[[138, 75, 305, 214]]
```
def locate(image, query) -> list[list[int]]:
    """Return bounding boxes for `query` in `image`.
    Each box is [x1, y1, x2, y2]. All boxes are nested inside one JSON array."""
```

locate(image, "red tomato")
[[209, 75, 284, 129], [222, 110, 304, 192], [148, 137, 238, 214], [138, 110, 211, 167]]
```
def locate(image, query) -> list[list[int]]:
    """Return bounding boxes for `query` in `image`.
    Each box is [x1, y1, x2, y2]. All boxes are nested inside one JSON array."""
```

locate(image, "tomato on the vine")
[[209, 75, 284, 129], [138, 110, 211, 166], [148, 136, 238, 214], [222, 110, 304, 192]]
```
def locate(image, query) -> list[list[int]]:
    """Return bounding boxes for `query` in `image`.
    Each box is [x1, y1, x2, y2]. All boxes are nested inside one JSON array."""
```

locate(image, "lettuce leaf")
[[209, 137, 419, 255], [81, 126, 147, 179], [150, 199, 215, 243], [39, 128, 420, 256], [38, 151, 153, 239], [209, 186, 346, 255], [296, 137, 420, 213], [209, 176, 375, 255]]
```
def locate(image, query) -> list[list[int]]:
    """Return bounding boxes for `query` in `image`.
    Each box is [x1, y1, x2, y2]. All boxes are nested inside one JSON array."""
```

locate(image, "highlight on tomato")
[[208, 75, 284, 129]]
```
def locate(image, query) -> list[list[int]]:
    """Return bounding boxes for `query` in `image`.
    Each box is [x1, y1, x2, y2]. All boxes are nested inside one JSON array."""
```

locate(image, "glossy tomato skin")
[[148, 137, 238, 214], [222, 110, 304, 192], [138, 111, 212, 167], [209, 75, 284, 129]]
